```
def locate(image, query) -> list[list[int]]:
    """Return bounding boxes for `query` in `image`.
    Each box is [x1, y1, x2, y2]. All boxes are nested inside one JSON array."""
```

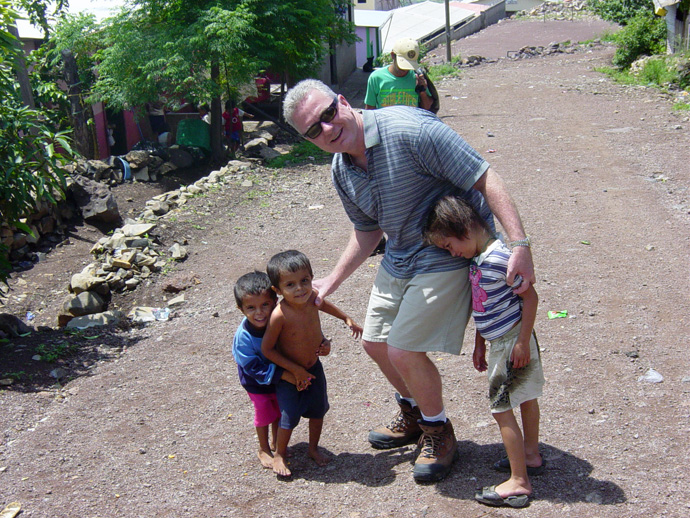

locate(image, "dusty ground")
[[2, 17, 690, 518]]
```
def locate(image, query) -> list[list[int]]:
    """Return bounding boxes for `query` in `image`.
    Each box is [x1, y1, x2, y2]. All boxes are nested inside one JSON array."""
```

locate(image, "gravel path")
[[1, 17, 689, 518]]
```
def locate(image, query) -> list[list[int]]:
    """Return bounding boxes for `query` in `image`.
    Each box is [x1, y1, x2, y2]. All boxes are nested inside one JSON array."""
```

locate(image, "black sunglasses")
[[303, 98, 338, 139]]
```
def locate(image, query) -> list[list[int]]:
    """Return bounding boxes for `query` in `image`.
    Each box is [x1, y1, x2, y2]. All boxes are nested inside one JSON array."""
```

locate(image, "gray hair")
[[283, 79, 337, 130]]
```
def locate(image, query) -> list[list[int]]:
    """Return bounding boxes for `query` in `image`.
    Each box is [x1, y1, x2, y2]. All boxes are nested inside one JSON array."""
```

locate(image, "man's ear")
[[271, 285, 281, 296]]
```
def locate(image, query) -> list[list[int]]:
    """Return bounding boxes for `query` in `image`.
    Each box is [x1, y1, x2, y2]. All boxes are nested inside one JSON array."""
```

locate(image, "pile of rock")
[[507, 40, 603, 60], [524, 1, 591, 20], [57, 159, 255, 328], [70, 148, 184, 186], [241, 120, 289, 162], [57, 221, 179, 328], [1, 174, 121, 266]]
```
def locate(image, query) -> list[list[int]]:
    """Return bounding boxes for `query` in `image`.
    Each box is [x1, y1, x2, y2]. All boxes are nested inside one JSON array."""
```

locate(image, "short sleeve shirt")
[[470, 240, 523, 340], [331, 106, 494, 279], [365, 68, 419, 108]]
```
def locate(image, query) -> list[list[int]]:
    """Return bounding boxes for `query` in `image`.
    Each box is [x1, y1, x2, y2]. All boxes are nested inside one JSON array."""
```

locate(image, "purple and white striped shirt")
[[470, 240, 523, 341]]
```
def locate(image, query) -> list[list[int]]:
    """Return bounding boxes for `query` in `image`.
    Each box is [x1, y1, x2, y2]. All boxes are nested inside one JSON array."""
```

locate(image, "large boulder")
[[68, 175, 121, 223]]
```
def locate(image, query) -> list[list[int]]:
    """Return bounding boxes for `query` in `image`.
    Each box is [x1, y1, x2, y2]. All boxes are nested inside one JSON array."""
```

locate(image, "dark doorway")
[[105, 109, 128, 156]]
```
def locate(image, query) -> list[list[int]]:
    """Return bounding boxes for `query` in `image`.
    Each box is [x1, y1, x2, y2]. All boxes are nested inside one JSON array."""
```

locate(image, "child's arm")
[[511, 284, 539, 369], [473, 329, 487, 372], [261, 311, 314, 389], [280, 370, 297, 385], [319, 299, 363, 339], [233, 339, 282, 385]]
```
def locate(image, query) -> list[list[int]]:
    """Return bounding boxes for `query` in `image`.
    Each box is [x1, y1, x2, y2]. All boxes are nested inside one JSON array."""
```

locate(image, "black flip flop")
[[475, 485, 531, 508]]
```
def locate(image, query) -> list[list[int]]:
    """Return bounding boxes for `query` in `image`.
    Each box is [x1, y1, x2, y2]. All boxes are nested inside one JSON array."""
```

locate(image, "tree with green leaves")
[[1, 0, 73, 282], [89, 0, 356, 161]]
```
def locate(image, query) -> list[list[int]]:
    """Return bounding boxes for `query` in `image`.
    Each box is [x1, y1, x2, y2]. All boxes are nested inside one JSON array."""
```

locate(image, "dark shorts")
[[276, 359, 329, 429]]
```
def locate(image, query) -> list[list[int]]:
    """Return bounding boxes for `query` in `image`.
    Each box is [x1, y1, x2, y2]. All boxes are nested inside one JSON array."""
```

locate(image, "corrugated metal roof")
[[378, 1, 476, 53]]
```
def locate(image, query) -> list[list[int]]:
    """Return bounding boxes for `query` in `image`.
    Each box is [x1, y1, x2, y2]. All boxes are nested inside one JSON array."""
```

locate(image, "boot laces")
[[387, 411, 408, 432], [418, 429, 444, 458]]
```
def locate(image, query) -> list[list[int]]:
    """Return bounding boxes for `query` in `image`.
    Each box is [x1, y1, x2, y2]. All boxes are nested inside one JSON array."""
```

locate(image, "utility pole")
[[445, 0, 452, 62]]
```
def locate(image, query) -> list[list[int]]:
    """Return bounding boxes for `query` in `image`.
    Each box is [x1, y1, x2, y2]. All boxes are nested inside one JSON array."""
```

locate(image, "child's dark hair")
[[234, 271, 277, 308], [266, 250, 313, 288], [424, 195, 493, 245]]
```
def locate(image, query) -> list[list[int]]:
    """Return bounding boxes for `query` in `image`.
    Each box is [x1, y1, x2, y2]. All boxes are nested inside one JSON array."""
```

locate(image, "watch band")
[[509, 236, 531, 249]]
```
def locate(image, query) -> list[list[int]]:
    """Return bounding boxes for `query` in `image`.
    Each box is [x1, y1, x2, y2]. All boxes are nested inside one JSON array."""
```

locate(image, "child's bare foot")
[[272, 454, 292, 477], [494, 478, 532, 498], [257, 449, 274, 469], [309, 448, 330, 467]]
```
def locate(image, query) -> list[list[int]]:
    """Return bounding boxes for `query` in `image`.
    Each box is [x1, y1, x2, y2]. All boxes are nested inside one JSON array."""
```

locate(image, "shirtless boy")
[[262, 250, 362, 477]]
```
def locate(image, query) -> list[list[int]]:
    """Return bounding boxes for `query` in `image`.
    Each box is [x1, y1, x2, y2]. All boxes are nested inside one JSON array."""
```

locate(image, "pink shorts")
[[247, 392, 280, 427]]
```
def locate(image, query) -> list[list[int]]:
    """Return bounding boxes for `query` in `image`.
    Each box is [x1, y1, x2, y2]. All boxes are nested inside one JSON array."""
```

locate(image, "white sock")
[[401, 396, 417, 408], [421, 409, 446, 423]]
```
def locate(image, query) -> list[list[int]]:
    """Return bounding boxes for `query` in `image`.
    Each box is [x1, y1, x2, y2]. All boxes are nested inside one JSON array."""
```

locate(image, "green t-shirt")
[[364, 67, 419, 109]]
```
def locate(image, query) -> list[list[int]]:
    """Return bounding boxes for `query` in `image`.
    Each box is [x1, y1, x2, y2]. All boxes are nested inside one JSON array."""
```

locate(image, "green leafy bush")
[[612, 12, 666, 68], [1, 2, 73, 282], [588, 0, 654, 25]]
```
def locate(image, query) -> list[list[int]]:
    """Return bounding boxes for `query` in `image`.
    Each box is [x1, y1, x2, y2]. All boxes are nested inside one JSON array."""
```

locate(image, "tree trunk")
[[210, 63, 224, 163], [62, 49, 96, 159], [8, 25, 36, 110]]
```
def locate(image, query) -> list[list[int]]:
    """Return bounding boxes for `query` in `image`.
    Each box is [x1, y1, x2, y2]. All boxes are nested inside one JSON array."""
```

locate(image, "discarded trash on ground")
[[0, 502, 21, 518], [547, 310, 568, 319], [638, 368, 663, 383], [128, 307, 170, 323]]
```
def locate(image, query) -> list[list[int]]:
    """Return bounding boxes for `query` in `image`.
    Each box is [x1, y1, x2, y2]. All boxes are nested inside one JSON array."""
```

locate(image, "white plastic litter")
[[638, 368, 663, 383]]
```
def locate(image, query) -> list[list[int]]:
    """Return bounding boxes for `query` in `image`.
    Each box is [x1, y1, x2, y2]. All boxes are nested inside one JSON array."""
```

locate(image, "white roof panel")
[[380, 1, 476, 53], [354, 9, 394, 28]]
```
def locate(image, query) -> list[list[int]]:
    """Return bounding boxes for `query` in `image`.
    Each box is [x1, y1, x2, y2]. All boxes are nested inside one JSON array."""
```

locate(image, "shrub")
[[612, 12, 667, 69], [588, 0, 654, 25]]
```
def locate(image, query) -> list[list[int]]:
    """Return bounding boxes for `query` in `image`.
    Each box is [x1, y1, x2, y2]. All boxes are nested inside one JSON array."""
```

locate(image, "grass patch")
[[595, 66, 638, 85], [673, 102, 690, 111], [427, 62, 460, 81], [35, 341, 78, 363], [266, 140, 331, 168], [639, 58, 677, 86]]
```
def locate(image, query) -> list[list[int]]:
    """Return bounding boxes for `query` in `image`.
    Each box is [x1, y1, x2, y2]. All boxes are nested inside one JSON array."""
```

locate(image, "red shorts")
[[247, 392, 280, 427]]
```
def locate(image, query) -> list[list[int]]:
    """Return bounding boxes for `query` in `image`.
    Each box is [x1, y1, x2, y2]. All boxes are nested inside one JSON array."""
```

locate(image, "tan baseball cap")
[[392, 37, 420, 70]]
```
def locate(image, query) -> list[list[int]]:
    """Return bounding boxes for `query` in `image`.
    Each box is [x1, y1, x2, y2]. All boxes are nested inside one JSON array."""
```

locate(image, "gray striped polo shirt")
[[332, 106, 494, 279]]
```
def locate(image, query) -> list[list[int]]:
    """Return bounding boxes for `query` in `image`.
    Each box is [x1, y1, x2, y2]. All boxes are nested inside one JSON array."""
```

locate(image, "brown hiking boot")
[[412, 419, 459, 482], [368, 393, 422, 449]]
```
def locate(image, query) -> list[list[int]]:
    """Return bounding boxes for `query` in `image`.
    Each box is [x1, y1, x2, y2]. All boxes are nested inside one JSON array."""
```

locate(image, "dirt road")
[[1, 18, 689, 518]]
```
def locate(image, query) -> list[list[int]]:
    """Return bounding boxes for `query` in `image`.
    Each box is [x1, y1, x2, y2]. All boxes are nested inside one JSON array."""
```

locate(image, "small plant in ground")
[[639, 58, 677, 86], [673, 102, 690, 111], [266, 141, 331, 168], [2, 371, 26, 382], [427, 62, 460, 81], [161, 257, 177, 275], [595, 66, 634, 84], [35, 341, 78, 363]]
